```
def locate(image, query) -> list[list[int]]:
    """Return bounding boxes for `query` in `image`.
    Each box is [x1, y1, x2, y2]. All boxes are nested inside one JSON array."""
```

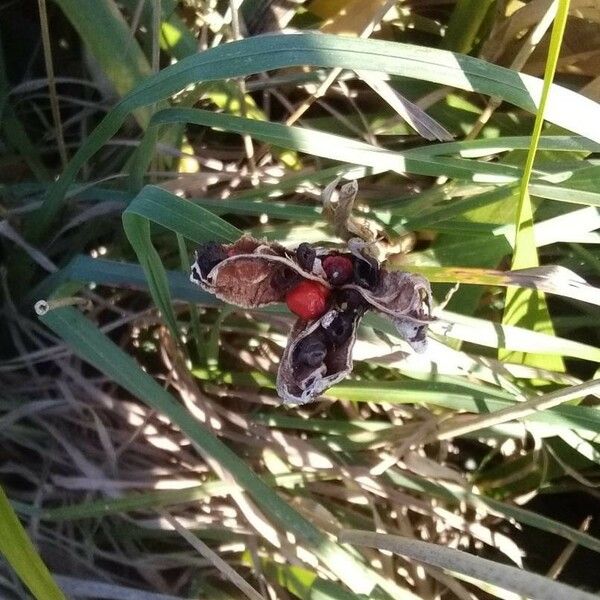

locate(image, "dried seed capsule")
[[353, 255, 380, 289], [322, 255, 354, 285], [323, 313, 354, 346], [286, 280, 330, 321], [294, 332, 327, 368], [194, 242, 228, 279], [296, 242, 316, 271]]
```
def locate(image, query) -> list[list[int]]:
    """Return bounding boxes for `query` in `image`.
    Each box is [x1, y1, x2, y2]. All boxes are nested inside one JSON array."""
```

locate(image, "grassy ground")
[[1, 1, 600, 599]]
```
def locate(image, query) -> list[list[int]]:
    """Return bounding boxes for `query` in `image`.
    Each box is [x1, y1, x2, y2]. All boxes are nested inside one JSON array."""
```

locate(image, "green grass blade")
[[530, 181, 600, 207], [121, 185, 241, 337], [31, 32, 600, 239], [441, 0, 494, 53], [29, 255, 218, 307], [0, 485, 67, 600], [404, 135, 600, 157], [124, 185, 242, 243], [122, 208, 180, 337], [501, 1, 571, 371], [150, 107, 523, 181], [330, 381, 600, 439], [341, 530, 599, 600], [366, 311, 600, 363], [54, 0, 152, 127]]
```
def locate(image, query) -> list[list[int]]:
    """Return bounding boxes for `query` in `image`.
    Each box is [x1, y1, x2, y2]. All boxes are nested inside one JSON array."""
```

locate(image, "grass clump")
[[1, 1, 599, 599]]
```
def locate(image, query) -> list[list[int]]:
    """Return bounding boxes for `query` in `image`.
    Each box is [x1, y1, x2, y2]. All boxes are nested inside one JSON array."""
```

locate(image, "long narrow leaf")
[[122, 186, 242, 337], [340, 530, 599, 600], [0, 485, 67, 600], [37, 306, 408, 597], [501, 1, 571, 371], [32, 32, 600, 238], [149, 107, 523, 181]]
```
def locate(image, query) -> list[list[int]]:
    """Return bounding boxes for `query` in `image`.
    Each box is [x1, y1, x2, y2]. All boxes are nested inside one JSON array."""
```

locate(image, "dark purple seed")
[[271, 266, 302, 294], [353, 255, 380, 289], [324, 313, 354, 346], [336, 289, 367, 315], [294, 332, 327, 368], [195, 242, 228, 278], [296, 242, 316, 271]]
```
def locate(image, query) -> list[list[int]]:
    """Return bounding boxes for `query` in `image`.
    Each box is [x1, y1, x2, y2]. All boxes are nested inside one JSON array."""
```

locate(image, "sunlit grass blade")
[[148, 107, 522, 181], [31, 31, 600, 239], [396, 264, 600, 306], [434, 311, 600, 362], [122, 185, 241, 336], [340, 530, 599, 600], [36, 306, 409, 597], [53, 0, 152, 127], [530, 181, 600, 207], [404, 135, 600, 157], [501, 0, 571, 372], [0, 485, 67, 600], [330, 380, 600, 440]]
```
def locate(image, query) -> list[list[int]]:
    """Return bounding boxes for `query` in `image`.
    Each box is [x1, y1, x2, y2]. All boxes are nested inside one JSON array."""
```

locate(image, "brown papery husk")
[[191, 236, 330, 309], [276, 310, 359, 405], [344, 269, 434, 352]]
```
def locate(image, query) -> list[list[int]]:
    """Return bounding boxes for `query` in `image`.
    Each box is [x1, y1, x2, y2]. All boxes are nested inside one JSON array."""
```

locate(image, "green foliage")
[[1, 2, 600, 599], [0, 486, 66, 600]]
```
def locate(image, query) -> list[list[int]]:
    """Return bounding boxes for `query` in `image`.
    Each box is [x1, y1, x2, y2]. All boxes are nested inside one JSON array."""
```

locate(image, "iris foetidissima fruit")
[[190, 179, 433, 405]]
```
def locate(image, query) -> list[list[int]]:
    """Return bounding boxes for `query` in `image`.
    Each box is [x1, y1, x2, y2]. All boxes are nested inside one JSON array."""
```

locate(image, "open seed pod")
[[190, 232, 434, 405], [276, 307, 360, 405], [345, 267, 433, 353], [190, 235, 328, 308]]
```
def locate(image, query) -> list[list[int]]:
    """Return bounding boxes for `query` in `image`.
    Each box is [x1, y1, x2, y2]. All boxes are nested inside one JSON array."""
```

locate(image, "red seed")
[[322, 255, 354, 285], [286, 280, 330, 321]]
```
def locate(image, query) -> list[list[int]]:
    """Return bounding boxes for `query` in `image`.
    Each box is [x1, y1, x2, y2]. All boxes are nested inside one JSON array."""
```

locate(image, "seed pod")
[[277, 309, 359, 405], [190, 235, 328, 309], [344, 269, 433, 352], [191, 234, 434, 405], [323, 312, 354, 347], [335, 288, 368, 316], [191, 242, 228, 281], [271, 266, 303, 295], [293, 331, 328, 368]]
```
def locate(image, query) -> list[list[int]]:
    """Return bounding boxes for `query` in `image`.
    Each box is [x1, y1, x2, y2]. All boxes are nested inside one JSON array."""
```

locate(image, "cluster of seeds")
[[283, 242, 379, 321], [292, 288, 365, 370], [190, 236, 432, 404]]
